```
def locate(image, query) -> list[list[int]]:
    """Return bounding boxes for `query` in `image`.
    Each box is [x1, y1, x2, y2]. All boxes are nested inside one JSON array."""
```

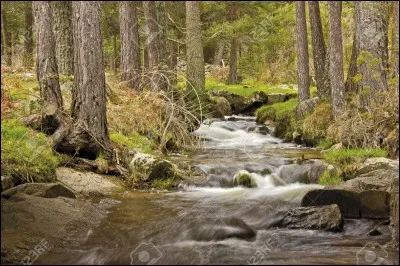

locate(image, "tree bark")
[[391, 1, 399, 79], [355, 1, 389, 95], [52, 1, 73, 76], [308, 1, 329, 98], [295, 1, 310, 103], [23, 2, 34, 68], [227, 2, 239, 85], [345, 32, 359, 94], [186, 1, 205, 103], [33, 1, 64, 134], [328, 1, 345, 119], [119, 1, 141, 90], [1, 6, 12, 66], [143, 1, 165, 90], [113, 34, 118, 75], [56, 1, 111, 159], [214, 41, 225, 66], [227, 38, 238, 84]]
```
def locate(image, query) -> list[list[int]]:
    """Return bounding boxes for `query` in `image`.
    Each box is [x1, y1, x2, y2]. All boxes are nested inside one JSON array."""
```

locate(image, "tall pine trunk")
[[309, 1, 329, 98], [328, 1, 345, 119], [355, 1, 389, 96], [345, 32, 359, 94], [119, 1, 141, 90], [214, 41, 225, 66], [33, 1, 64, 134], [295, 1, 310, 103], [1, 6, 12, 66], [227, 2, 238, 85], [143, 1, 165, 90], [186, 1, 205, 103], [23, 2, 34, 68], [391, 1, 399, 79], [52, 1, 73, 76], [56, 1, 111, 159]]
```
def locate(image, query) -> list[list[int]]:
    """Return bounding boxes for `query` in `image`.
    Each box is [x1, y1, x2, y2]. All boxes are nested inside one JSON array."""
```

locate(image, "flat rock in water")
[[56, 167, 121, 196], [278, 204, 343, 231], [1, 183, 76, 199], [301, 189, 360, 218], [359, 190, 390, 219]]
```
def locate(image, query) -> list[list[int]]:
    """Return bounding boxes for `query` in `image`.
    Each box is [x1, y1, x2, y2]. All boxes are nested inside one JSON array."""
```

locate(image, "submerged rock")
[[277, 204, 343, 231], [278, 159, 331, 184], [1, 183, 76, 199], [181, 216, 256, 241], [1, 193, 110, 264], [233, 170, 257, 188]]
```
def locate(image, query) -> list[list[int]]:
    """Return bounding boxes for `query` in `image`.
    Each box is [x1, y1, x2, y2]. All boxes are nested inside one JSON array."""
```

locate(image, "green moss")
[[110, 131, 154, 154], [323, 148, 388, 180], [323, 148, 388, 165], [151, 178, 180, 191], [256, 98, 297, 123], [233, 171, 257, 188], [319, 169, 344, 185], [301, 102, 333, 145], [317, 138, 335, 150], [205, 78, 298, 97], [1, 119, 60, 183]]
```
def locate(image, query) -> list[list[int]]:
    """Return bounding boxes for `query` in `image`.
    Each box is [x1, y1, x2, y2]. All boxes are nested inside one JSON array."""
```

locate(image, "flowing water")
[[37, 115, 398, 265]]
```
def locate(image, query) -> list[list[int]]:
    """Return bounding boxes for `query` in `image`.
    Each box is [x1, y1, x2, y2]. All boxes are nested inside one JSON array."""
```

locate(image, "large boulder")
[[295, 97, 319, 120], [56, 167, 121, 196], [389, 174, 399, 247], [1, 193, 115, 264], [277, 204, 343, 232], [209, 90, 247, 114], [210, 96, 232, 118], [1, 183, 76, 199], [359, 190, 390, 219], [129, 151, 182, 188], [301, 189, 360, 218], [267, 93, 289, 104], [279, 159, 332, 184]]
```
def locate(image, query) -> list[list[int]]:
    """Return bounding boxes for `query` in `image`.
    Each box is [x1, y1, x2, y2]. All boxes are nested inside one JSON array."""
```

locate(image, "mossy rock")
[[233, 170, 257, 188]]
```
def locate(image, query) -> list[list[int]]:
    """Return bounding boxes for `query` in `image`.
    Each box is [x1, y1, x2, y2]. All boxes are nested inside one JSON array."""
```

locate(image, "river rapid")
[[36, 115, 398, 265]]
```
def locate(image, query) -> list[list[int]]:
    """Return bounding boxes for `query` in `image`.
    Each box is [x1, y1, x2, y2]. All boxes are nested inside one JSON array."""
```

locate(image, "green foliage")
[[110, 131, 154, 154], [256, 98, 297, 123], [319, 168, 344, 185], [1, 119, 60, 183]]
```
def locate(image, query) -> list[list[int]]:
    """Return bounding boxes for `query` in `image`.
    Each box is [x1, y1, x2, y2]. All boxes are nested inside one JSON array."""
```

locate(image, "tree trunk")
[[355, 1, 389, 95], [345, 32, 359, 94], [214, 41, 225, 66], [56, 1, 111, 159], [113, 34, 118, 75], [227, 2, 239, 85], [156, 1, 170, 68], [392, 1, 399, 79], [119, 1, 141, 90], [186, 1, 205, 103], [143, 1, 165, 90], [295, 1, 310, 103], [309, 1, 329, 98], [1, 6, 12, 66], [23, 2, 34, 68], [52, 1, 73, 76], [328, 1, 345, 119], [227, 38, 238, 84], [33, 1, 64, 134]]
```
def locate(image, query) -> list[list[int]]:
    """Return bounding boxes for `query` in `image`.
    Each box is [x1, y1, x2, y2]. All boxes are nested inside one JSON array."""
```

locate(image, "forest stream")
[[33, 115, 398, 265]]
